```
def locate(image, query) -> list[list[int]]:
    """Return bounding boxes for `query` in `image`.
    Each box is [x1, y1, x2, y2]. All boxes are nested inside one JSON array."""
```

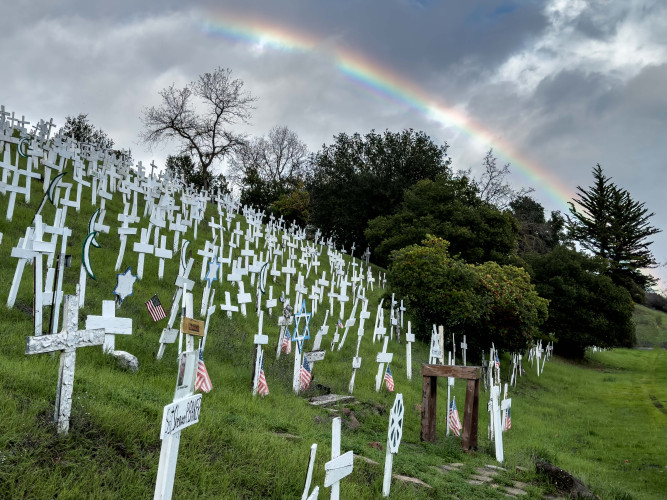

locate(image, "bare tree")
[[228, 125, 309, 188], [140, 67, 256, 190], [471, 149, 533, 209]]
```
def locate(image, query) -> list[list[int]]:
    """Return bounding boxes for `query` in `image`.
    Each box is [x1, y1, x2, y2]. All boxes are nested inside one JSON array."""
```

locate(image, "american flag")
[[448, 397, 462, 437], [281, 330, 292, 354], [337, 320, 343, 328], [257, 359, 269, 397], [384, 365, 394, 392], [504, 408, 511, 431], [195, 349, 212, 393], [495, 352, 500, 369], [145, 294, 166, 322], [298, 356, 312, 392]]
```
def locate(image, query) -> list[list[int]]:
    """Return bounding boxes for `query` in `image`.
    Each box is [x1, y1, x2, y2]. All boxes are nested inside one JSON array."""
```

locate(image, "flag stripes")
[[145, 294, 166, 322]]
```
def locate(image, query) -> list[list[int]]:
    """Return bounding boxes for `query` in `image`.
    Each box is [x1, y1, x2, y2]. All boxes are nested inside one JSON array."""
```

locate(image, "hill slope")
[[0, 127, 665, 499], [633, 304, 667, 348]]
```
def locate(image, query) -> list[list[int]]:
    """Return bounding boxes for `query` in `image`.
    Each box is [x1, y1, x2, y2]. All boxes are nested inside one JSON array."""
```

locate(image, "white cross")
[[154, 234, 173, 280], [25, 293, 104, 434], [405, 322, 415, 381], [252, 311, 269, 396], [375, 336, 394, 392], [490, 385, 504, 462], [133, 227, 155, 279], [219, 291, 239, 319], [157, 258, 194, 360], [86, 300, 133, 353], [154, 349, 202, 499], [324, 417, 354, 500], [428, 325, 443, 364]]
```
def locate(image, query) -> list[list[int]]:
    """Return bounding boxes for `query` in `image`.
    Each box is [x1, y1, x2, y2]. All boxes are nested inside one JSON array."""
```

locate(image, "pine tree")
[[568, 164, 660, 300]]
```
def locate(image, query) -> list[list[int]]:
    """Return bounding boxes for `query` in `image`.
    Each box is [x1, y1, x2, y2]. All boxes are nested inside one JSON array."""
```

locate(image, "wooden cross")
[[154, 233, 173, 280], [428, 326, 443, 364], [324, 417, 354, 500], [85, 300, 132, 353], [25, 294, 104, 434], [157, 258, 194, 360], [219, 291, 239, 319], [237, 280, 252, 317], [501, 383, 512, 434]]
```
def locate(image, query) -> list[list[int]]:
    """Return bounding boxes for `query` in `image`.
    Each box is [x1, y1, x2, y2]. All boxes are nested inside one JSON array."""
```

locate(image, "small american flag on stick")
[[298, 356, 312, 392], [145, 294, 166, 322], [195, 349, 212, 393], [384, 365, 395, 392], [448, 397, 462, 437], [257, 359, 269, 397]]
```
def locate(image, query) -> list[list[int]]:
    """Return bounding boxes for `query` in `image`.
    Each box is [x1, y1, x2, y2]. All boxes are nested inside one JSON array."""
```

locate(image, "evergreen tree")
[[568, 165, 660, 300]]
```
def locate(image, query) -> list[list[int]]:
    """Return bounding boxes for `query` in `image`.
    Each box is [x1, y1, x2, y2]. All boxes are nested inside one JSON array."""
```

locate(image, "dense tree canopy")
[[308, 129, 450, 251], [389, 236, 547, 355], [568, 164, 660, 300], [510, 196, 566, 255], [165, 154, 228, 193], [523, 246, 635, 358], [366, 175, 519, 267]]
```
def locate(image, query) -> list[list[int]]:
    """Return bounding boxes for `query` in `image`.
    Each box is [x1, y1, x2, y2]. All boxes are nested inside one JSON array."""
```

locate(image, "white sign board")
[[160, 394, 202, 439]]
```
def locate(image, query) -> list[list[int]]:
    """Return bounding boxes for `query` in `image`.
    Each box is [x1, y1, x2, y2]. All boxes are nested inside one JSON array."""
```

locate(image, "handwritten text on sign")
[[160, 394, 202, 439]]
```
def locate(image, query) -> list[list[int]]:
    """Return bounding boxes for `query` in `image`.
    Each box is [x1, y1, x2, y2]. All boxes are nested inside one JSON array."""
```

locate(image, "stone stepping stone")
[[308, 394, 355, 406], [503, 486, 528, 496], [272, 432, 301, 440], [392, 474, 432, 489], [354, 454, 379, 466], [470, 474, 494, 483]]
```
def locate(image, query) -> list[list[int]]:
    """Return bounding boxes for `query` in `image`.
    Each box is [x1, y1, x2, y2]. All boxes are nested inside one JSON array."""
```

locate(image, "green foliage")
[[632, 304, 667, 348], [389, 236, 546, 355], [309, 129, 450, 251], [366, 175, 519, 268], [59, 113, 130, 161], [568, 164, 661, 300], [165, 154, 228, 193], [388, 236, 483, 338], [270, 186, 311, 227], [523, 246, 635, 358], [510, 196, 565, 254], [473, 261, 548, 353]]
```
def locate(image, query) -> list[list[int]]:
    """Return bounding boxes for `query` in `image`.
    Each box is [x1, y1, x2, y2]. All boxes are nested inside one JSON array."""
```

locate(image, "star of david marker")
[[292, 299, 311, 352], [113, 266, 138, 305], [205, 259, 219, 286]]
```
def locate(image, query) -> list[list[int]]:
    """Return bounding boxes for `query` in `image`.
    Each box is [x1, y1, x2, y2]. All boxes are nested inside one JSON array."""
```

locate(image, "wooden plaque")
[[181, 317, 205, 337]]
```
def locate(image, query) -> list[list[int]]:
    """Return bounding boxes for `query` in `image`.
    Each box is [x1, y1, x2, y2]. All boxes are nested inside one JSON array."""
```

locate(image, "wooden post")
[[420, 364, 481, 451]]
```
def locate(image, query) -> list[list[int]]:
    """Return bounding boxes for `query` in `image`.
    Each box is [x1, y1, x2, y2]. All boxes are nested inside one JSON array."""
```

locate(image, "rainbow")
[[197, 9, 574, 208]]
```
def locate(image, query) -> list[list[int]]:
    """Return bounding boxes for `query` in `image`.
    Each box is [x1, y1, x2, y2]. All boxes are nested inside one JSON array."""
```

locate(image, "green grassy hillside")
[[633, 304, 667, 348], [0, 137, 666, 499]]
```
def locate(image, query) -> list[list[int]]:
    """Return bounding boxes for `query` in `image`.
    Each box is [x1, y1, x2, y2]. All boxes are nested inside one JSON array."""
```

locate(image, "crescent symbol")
[[88, 209, 101, 248], [82, 231, 98, 280], [181, 239, 190, 269], [47, 172, 67, 204], [18, 137, 30, 158]]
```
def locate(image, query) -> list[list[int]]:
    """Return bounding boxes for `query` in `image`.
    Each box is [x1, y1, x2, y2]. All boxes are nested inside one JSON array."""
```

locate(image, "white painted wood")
[[383, 393, 404, 497], [461, 335, 467, 367], [490, 385, 504, 462], [301, 443, 317, 500], [375, 336, 393, 392], [85, 300, 132, 353], [324, 418, 353, 499], [25, 294, 104, 435], [406, 321, 415, 381]]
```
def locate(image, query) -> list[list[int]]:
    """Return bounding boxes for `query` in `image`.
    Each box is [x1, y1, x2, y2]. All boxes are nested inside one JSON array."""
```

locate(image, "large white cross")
[[25, 294, 104, 434], [154, 349, 202, 500], [133, 227, 155, 279]]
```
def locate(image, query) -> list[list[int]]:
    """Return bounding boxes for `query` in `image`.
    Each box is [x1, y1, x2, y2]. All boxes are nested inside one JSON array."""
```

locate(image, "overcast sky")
[[2, 0, 667, 287]]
